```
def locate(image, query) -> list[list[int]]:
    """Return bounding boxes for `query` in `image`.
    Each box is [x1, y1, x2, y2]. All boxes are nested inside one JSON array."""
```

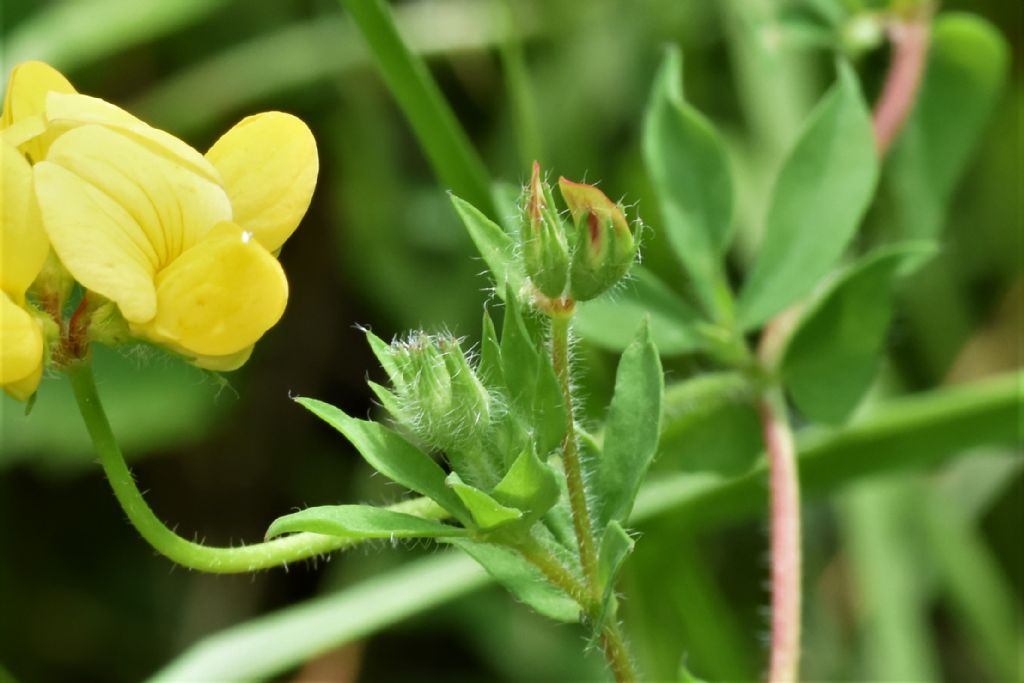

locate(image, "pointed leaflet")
[[887, 14, 1008, 241], [500, 287, 540, 412], [451, 194, 523, 298], [780, 243, 935, 425], [575, 266, 704, 355], [738, 62, 879, 328], [491, 447, 560, 526], [266, 505, 469, 540], [478, 308, 503, 386], [643, 47, 734, 320], [450, 539, 580, 623], [593, 321, 664, 530], [446, 473, 522, 531], [295, 398, 472, 526], [595, 521, 634, 628]]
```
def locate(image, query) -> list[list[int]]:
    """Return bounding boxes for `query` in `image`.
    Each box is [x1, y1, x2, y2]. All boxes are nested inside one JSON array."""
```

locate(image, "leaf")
[[294, 398, 472, 526], [643, 47, 734, 319], [781, 243, 935, 424], [499, 288, 540, 412], [446, 474, 523, 531], [886, 14, 1009, 240], [593, 322, 664, 530], [450, 539, 580, 623], [597, 521, 634, 607], [575, 266, 704, 355], [266, 505, 469, 540], [492, 447, 560, 525], [738, 62, 879, 328], [451, 194, 522, 297], [531, 347, 567, 457], [478, 308, 503, 386]]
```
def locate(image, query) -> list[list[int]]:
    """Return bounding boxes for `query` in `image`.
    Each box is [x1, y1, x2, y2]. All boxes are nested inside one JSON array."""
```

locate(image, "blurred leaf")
[[923, 482, 1024, 683], [294, 398, 472, 526], [575, 267, 703, 355], [593, 322, 664, 530], [451, 196, 523, 298], [446, 474, 522, 531], [781, 242, 935, 425], [840, 478, 940, 682], [1, 345, 222, 472], [266, 504, 469, 540], [146, 551, 490, 683], [450, 539, 579, 623], [492, 448, 560, 527], [339, 0, 495, 216], [2, 0, 228, 79], [643, 47, 734, 319], [659, 397, 763, 478], [738, 62, 878, 328], [886, 13, 1009, 240]]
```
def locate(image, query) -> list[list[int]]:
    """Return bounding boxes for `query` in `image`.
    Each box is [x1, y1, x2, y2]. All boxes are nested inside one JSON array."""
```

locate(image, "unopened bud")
[[521, 162, 570, 298], [558, 177, 636, 301], [367, 331, 492, 453]]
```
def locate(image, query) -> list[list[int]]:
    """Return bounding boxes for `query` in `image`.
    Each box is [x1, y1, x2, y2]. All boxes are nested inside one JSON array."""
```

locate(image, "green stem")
[[338, 0, 496, 217], [549, 314, 600, 595], [67, 360, 447, 573], [516, 536, 637, 683]]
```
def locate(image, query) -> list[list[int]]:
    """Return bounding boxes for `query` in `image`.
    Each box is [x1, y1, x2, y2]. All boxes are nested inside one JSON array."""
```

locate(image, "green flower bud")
[[368, 331, 492, 453], [558, 177, 637, 301], [521, 161, 570, 298]]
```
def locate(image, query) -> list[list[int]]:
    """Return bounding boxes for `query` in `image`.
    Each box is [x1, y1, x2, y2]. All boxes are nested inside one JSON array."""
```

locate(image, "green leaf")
[[499, 288, 540, 411], [446, 474, 523, 531], [597, 521, 634, 608], [450, 539, 580, 622], [643, 47, 734, 319], [594, 322, 664, 530], [738, 62, 879, 328], [886, 13, 1009, 240], [575, 266, 703, 355], [492, 448, 560, 525], [451, 195, 522, 297], [781, 243, 935, 425], [294, 398, 472, 526], [479, 308, 503, 386], [531, 348, 567, 457], [266, 504, 468, 540]]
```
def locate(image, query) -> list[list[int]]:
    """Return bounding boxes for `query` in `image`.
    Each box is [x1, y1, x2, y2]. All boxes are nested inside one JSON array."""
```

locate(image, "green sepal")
[[446, 473, 522, 531], [491, 447, 560, 526]]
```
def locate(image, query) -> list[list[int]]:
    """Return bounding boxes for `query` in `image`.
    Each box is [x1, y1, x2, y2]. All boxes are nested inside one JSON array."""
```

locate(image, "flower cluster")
[[0, 62, 318, 400]]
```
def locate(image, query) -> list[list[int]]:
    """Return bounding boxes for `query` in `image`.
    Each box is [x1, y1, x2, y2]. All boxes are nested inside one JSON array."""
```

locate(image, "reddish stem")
[[759, 390, 801, 683], [872, 12, 932, 156]]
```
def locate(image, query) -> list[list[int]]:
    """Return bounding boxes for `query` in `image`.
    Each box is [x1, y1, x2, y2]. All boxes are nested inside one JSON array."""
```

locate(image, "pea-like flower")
[[4, 61, 319, 371]]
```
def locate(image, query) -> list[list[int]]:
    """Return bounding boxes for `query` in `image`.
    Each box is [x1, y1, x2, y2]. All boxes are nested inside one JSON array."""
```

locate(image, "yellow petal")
[[205, 112, 318, 252], [0, 292, 43, 392], [1, 61, 76, 162], [141, 222, 288, 357], [44, 92, 221, 183], [36, 124, 233, 323], [1, 142, 49, 300]]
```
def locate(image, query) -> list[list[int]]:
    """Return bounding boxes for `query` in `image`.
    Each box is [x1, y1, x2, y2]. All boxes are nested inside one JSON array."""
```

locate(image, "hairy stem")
[[516, 536, 637, 683], [68, 360, 447, 572], [549, 314, 600, 594], [759, 388, 802, 683], [873, 7, 933, 155]]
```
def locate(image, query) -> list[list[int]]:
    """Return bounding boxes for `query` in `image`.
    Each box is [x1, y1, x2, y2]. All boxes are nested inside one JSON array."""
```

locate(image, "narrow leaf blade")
[[739, 62, 879, 328], [295, 398, 472, 525], [266, 505, 468, 540], [594, 322, 664, 529]]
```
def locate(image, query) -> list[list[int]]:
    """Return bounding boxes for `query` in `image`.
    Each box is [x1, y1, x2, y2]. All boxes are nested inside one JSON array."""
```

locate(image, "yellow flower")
[[8, 61, 318, 371], [0, 62, 67, 399]]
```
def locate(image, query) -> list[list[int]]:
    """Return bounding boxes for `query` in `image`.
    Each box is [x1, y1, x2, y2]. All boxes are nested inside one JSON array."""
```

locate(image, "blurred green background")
[[0, 1, 1020, 681]]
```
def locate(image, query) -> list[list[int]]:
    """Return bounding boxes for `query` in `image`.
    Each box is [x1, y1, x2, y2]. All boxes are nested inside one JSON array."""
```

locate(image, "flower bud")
[[558, 177, 637, 301], [368, 331, 492, 453], [521, 162, 570, 298]]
